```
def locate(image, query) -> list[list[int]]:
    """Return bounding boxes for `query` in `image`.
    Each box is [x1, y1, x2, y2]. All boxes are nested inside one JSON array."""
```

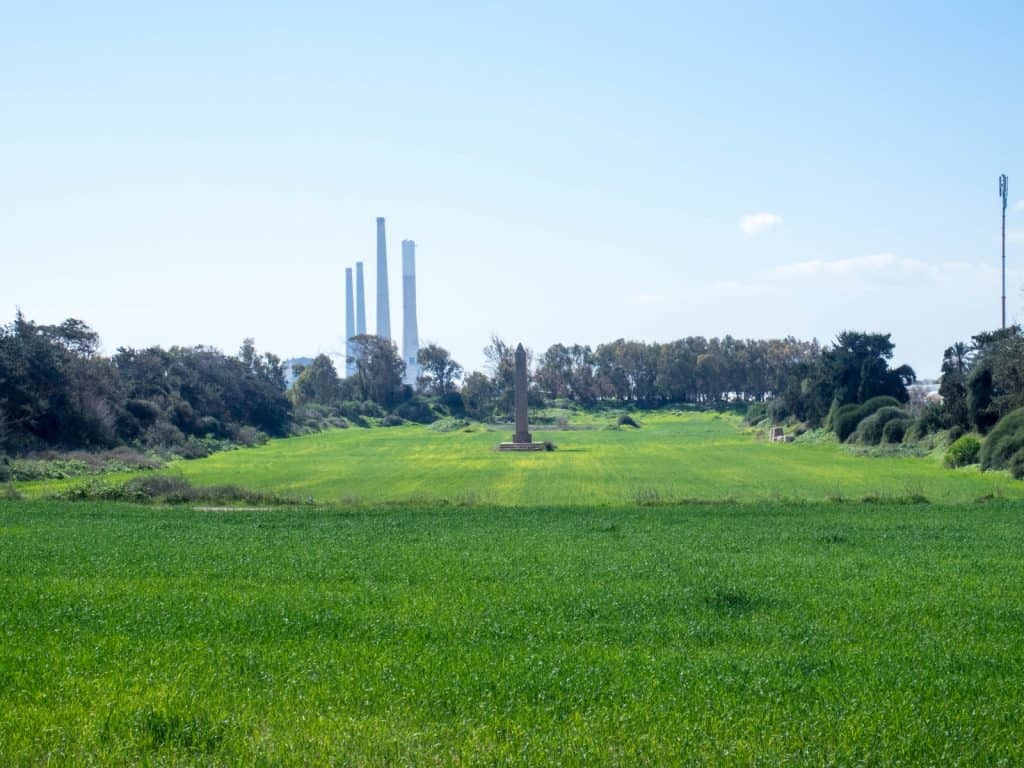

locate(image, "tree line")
[[0, 312, 289, 455], [0, 309, 960, 456]]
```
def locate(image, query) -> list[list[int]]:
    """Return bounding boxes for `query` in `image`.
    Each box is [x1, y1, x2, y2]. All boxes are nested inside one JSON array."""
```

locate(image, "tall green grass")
[[1, 499, 1023, 764]]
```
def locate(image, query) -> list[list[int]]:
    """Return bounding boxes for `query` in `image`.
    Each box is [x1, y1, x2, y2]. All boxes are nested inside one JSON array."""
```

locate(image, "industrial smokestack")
[[402, 240, 419, 386], [345, 267, 356, 377], [355, 261, 366, 336], [376, 217, 391, 339]]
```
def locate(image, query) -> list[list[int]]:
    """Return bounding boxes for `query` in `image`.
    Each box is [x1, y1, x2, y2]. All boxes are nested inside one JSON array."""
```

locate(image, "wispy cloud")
[[1008, 229, 1024, 244], [770, 252, 902, 279], [739, 212, 783, 237], [706, 253, 1011, 298], [1015, 200, 1024, 212]]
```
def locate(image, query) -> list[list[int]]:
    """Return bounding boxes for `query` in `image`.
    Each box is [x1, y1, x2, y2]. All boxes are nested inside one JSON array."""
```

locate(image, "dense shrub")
[[829, 403, 860, 436], [180, 437, 211, 460], [744, 402, 768, 425], [881, 418, 910, 444], [142, 422, 186, 451], [850, 406, 909, 445], [380, 415, 404, 427], [1010, 451, 1024, 480], [945, 434, 981, 468], [906, 402, 946, 441], [980, 407, 1024, 473], [125, 399, 161, 424], [833, 396, 902, 442], [439, 391, 465, 415], [394, 398, 437, 424], [228, 425, 268, 448], [0, 457, 10, 483], [195, 416, 222, 437], [339, 401, 384, 420], [766, 399, 791, 423]]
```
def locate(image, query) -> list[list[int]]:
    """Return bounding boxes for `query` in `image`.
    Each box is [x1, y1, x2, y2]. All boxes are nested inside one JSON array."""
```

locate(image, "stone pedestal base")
[[498, 442, 547, 452]]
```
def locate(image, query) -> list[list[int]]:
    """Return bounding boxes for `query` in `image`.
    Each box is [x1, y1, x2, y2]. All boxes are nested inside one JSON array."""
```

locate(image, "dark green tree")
[[350, 335, 406, 407], [416, 344, 463, 395]]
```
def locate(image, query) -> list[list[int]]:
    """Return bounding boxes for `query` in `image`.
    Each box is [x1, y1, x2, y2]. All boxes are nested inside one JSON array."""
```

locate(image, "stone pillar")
[[513, 343, 531, 443]]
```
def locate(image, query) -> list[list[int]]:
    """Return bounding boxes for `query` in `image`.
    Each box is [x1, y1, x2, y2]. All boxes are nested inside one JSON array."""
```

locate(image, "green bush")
[[945, 434, 981, 468], [125, 398, 162, 424], [180, 437, 211, 460], [395, 398, 438, 424], [744, 402, 768, 425], [833, 396, 902, 442], [906, 402, 946, 442], [830, 404, 861, 439], [380, 415, 405, 427], [766, 399, 790, 423], [881, 418, 910, 444], [849, 406, 908, 445], [980, 407, 1024, 473], [1010, 449, 1024, 480]]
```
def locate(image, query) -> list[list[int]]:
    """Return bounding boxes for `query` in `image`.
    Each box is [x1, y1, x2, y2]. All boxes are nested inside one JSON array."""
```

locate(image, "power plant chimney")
[[344, 267, 356, 377], [354, 262, 366, 335], [376, 217, 391, 339], [355, 261, 366, 336], [402, 240, 419, 386]]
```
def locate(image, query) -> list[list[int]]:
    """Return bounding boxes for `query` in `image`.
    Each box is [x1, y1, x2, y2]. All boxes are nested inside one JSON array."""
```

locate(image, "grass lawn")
[[19, 412, 1023, 505], [4, 412, 1024, 764], [1, 500, 1023, 765]]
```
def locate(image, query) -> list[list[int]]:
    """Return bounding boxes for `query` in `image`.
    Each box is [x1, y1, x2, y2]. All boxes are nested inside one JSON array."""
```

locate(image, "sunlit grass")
[[25, 411, 1015, 505], [1, 500, 1023, 764]]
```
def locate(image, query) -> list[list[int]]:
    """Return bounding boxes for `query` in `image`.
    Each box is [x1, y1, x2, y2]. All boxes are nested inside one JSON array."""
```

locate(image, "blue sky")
[[2, 2, 1022, 377]]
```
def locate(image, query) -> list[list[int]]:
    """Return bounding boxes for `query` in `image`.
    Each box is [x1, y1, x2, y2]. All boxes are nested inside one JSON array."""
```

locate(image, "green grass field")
[[23, 411, 1024, 505], [2, 500, 1023, 765], [3, 412, 1024, 764]]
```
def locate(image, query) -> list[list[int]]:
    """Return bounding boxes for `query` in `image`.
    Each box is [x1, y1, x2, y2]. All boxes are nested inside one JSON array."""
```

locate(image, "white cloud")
[[1015, 200, 1024, 212], [704, 253, 1020, 298], [770, 252, 900, 279], [739, 212, 783, 237]]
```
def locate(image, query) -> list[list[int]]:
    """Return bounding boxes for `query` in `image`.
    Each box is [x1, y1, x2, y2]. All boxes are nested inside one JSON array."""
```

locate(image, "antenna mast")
[[1000, 174, 1008, 329]]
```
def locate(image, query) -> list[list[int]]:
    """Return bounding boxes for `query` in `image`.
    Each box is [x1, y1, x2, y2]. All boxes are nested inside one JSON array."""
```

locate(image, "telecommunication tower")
[[1000, 174, 1008, 329]]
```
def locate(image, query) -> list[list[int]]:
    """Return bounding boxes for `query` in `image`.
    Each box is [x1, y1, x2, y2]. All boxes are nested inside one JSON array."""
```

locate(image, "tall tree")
[[350, 335, 406, 406], [417, 344, 463, 395]]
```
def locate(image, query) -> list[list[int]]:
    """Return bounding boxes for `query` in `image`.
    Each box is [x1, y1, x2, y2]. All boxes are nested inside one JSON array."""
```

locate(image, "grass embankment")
[[19, 411, 1021, 505], [1, 500, 1022, 765]]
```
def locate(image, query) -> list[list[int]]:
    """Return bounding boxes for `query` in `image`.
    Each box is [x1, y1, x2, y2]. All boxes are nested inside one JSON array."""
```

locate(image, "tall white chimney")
[[355, 261, 366, 336], [402, 240, 419, 386], [375, 217, 391, 340], [344, 267, 355, 377]]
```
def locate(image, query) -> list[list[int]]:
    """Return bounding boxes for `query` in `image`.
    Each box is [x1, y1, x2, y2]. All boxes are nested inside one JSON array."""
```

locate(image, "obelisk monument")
[[499, 342, 545, 451]]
